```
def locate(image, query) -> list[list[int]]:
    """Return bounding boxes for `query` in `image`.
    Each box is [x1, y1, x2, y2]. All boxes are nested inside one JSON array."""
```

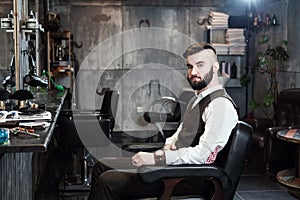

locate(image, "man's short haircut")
[[183, 42, 216, 59]]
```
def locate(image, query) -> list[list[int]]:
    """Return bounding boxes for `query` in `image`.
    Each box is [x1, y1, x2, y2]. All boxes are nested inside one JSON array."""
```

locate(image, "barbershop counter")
[[0, 89, 68, 200]]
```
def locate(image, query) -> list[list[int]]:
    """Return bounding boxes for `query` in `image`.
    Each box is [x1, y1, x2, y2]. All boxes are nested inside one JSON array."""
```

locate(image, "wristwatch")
[[154, 150, 166, 165]]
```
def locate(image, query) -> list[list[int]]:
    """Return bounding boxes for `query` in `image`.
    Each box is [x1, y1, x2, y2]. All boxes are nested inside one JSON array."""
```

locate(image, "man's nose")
[[191, 66, 201, 76]]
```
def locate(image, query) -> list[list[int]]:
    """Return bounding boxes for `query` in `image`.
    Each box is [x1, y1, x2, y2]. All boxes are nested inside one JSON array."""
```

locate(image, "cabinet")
[[207, 28, 248, 117], [46, 31, 74, 90], [207, 28, 246, 87]]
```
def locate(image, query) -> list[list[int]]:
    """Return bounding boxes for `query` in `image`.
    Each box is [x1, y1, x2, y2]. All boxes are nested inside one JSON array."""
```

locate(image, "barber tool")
[[10, 90, 34, 110], [0, 10, 13, 29], [19, 121, 50, 129], [0, 128, 9, 144], [0, 89, 11, 110], [10, 127, 39, 138], [24, 54, 48, 88], [26, 11, 38, 29], [24, 74, 48, 88], [29, 102, 46, 110], [2, 55, 15, 91]]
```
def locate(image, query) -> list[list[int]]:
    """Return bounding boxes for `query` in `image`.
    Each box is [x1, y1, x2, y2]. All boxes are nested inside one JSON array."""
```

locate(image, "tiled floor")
[[235, 174, 297, 200], [233, 158, 298, 200], [35, 145, 298, 200]]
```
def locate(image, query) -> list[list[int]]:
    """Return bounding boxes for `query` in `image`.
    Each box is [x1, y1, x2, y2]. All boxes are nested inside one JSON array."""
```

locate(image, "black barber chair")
[[244, 88, 300, 172], [143, 88, 194, 139], [58, 88, 119, 190], [97, 88, 119, 137], [122, 88, 194, 156], [58, 111, 110, 191], [138, 121, 252, 200]]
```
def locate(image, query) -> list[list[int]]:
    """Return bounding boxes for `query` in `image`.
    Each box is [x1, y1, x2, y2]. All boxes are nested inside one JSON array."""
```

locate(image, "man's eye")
[[197, 64, 204, 68], [187, 65, 193, 69]]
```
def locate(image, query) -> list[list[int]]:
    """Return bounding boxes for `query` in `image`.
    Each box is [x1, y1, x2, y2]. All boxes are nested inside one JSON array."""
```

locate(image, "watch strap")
[[154, 150, 166, 165]]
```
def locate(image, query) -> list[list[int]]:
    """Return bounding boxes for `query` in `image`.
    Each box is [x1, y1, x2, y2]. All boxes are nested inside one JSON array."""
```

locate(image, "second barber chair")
[[122, 88, 194, 156]]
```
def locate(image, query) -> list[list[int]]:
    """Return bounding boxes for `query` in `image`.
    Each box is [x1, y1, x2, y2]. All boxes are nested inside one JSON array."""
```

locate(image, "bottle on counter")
[[41, 70, 48, 82], [230, 62, 237, 79], [39, 70, 49, 90], [272, 14, 278, 26]]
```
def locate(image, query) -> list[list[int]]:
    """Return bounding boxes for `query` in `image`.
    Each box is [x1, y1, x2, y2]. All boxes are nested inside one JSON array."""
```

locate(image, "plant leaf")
[[249, 100, 260, 110], [275, 46, 289, 61], [282, 40, 288, 46], [259, 35, 270, 44], [240, 73, 251, 87], [263, 94, 274, 107], [259, 57, 268, 66], [266, 48, 276, 59]]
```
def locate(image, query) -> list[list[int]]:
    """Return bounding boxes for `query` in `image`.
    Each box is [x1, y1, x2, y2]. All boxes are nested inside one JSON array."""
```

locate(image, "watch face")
[[154, 149, 166, 165]]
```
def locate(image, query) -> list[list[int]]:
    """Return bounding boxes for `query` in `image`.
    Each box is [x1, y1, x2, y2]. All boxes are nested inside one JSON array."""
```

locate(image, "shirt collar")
[[192, 84, 224, 109]]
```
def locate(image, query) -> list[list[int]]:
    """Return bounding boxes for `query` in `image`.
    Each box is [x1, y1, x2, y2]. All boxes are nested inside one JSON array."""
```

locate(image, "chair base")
[[58, 180, 91, 192]]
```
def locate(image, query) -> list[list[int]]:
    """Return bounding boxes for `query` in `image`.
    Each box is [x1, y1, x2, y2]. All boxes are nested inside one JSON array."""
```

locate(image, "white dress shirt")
[[164, 84, 238, 165]]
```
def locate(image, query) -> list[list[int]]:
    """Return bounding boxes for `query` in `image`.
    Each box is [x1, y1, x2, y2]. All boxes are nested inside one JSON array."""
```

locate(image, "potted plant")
[[249, 35, 289, 118]]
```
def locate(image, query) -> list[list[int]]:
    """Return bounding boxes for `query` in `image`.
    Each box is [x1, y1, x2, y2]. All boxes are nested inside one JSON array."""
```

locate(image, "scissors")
[[10, 127, 39, 138]]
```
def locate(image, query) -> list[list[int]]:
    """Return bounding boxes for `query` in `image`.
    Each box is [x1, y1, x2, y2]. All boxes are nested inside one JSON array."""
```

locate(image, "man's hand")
[[131, 152, 155, 167], [163, 144, 177, 150]]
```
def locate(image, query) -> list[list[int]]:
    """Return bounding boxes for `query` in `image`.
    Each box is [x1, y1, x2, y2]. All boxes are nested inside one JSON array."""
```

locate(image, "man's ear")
[[213, 62, 219, 73]]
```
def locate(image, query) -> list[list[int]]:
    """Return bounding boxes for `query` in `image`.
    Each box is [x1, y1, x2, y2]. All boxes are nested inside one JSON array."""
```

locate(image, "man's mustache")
[[191, 75, 202, 80]]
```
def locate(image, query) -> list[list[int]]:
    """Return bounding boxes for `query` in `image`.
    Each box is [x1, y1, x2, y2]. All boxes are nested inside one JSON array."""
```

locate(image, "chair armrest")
[[255, 118, 274, 130], [98, 113, 111, 118], [123, 143, 164, 153], [143, 112, 180, 123], [265, 126, 289, 138], [150, 97, 178, 108], [138, 164, 232, 190], [143, 96, 182, 123]]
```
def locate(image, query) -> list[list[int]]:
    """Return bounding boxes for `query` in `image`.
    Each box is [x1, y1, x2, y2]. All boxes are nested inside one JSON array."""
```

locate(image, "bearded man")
[[89, 42, 238, 200]]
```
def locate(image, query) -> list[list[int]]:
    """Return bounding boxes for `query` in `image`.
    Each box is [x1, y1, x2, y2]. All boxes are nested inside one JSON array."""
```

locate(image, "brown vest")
[[175, 89, 237, 148]]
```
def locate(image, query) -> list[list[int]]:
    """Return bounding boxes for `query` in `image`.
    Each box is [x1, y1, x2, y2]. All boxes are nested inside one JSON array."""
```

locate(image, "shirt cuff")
[[165, 150, 179, 165]]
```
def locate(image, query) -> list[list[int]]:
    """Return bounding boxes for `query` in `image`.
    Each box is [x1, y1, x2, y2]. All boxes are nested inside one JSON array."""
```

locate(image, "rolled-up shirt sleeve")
[[164, 97, 238, 165], [165, 123, 182, 145]]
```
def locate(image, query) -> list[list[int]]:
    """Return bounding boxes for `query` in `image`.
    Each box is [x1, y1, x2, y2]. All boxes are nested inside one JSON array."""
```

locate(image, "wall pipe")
[[35, 0, 40, 76], [13, 0, 20, 90]]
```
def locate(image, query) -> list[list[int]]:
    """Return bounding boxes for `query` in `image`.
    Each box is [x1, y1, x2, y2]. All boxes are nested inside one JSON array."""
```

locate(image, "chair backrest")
[[100, 89, 119, 131], [73, 114, 111, 147], [143, 88, 194, 123], [216, 121, 252, 200], [58, 111, 110, 147], [275, 88, 300, 126]]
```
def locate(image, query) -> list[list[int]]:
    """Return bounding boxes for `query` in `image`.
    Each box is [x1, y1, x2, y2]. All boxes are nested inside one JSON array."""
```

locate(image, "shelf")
[[219, 76, 241, 88], [47, 31, 74, 90], [49, 31, 71, 39], [226, 78, 241, 87], [208, 28, 246, 89], [217, 53, 245, 56]]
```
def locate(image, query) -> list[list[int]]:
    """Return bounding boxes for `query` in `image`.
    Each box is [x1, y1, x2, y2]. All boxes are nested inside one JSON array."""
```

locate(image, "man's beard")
[[188, 66, 213, 90]]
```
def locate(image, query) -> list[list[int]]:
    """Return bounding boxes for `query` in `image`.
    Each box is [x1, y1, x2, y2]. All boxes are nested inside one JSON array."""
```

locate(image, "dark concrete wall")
[[2, 0, 297, 127], [49, 0, 248, 131], [252, 0, 300, 117]]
